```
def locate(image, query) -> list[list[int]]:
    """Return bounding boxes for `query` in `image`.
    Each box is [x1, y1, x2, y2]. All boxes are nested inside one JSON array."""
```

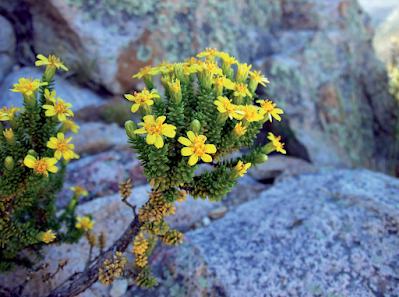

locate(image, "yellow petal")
[[181, 147, 193, 156], [48, 166, 58, 173], [200, 154, 212, 162], [46, 158, 58, 166], [146, 134, 156, 144], [178, 137, 192, 147], [187, 131, 196, 142], [47, 141, 57, 149], [162, 129, 176, 138], [154, 135, 164, 148], [205, 144, 216, 154], [24, 155, 36, 168], [58, 114, 66, 122], [54, 150, 62, 160], [131, 103, 140, 113], [157, 116, 166, 124], [188, 154, 198, 166], [57, 132, 64, 140], [134, 128, 147, 134]]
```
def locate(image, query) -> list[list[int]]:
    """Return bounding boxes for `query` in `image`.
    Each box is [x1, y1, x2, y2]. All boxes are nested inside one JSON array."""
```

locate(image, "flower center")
[[262, 101, 275, 113], [56, 140, 68, 152], [146, 121, 162, 136], [55, 102, 67, 114], [34, 159, 48, 174], [191, 136, 207, 156]]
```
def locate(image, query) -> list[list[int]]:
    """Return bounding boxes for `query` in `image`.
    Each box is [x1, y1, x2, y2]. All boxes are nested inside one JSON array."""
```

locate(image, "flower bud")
[[66, 199, 77, 211], [28, 149, 38, 158], [215, 112, 228, 125], [125, 120, 138, 140], [189, 119, 201, 134], [5, 156, 14, 171], [227, 68, 234, 80], [161, 75, 171, 92], [44, 66, 56, 81], [139, 104, 152, 118], [143, 76, 154, 90], [174, 63, 185, 82], [3, 128, 15, 146], [261, 142, 276, 155], [254, 153, 268, 164], [248, 78, 258, 94], [167, 79, 182, 105]]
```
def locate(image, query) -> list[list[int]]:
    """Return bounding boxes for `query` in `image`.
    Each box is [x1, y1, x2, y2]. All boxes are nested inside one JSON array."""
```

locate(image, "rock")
[[110, 279, 128, 297], [373, 5, 399, 65], [128, 169, 399, 297], [358, 0, 398, 26], [248, 155, 316, 181], [208, 206, 228, 220], [25, 0, 398, 174], [68, 122, 132, 155], [0, 15, 16, 83], [0, 67, 108, 111], [56, 149, 147, 208], [201, 217, 211, 227]]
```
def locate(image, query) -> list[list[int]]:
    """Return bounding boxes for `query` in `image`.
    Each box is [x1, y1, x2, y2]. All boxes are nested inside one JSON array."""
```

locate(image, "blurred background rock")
[[1, 1, 399, 296]]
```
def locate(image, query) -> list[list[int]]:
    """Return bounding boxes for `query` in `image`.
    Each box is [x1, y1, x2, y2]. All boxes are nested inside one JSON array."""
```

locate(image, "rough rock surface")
[[25, 0, 398, 174], [0, 67, 108, 111], [1, 174, 260, 297], [56, 149, 148, 208], [247, 155, 316, 181], [0, 15, 16, 83], [0, 15, 17, 83], [68, 122, 132, 156], [127, 169, 399, 297]]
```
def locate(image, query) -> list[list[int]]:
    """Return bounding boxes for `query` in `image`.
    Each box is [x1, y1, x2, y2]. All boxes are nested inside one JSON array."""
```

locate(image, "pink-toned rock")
[[208, 206, 228, 220]]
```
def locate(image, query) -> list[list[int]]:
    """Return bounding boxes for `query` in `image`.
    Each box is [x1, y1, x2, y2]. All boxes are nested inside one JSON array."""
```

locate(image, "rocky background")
[[1, 0, 399, 296]]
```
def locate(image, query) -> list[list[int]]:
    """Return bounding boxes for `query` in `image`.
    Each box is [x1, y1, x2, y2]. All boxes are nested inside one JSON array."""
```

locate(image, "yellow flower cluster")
[[162, 230, 184, 246], [98, 251, 127, 285], [138, 190, 176, 223]]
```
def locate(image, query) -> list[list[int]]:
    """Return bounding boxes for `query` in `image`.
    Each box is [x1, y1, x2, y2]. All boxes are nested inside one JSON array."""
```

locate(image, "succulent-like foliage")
[[124, 48, 287, 289], [0, 55, 87, 273]]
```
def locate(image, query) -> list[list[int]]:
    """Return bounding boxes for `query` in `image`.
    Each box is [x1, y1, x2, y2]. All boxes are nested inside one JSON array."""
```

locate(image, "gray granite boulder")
[[0, 15, 16, 83], [0, 67, 108, 111], [24, 0, 398, 174], [127, 169, 399, 297]]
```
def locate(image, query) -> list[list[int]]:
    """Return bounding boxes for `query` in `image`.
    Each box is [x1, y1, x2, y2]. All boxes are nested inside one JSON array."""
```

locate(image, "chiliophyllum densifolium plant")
[[124, 48, 287, 289], [0, 55, 91, 273]]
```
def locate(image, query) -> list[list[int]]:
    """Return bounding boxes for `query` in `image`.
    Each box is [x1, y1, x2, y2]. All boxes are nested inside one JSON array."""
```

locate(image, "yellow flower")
[[42, 230, 56, 244], [213, 75, 235, 97], [132, 66, 158, 79], [124, 88, 157, 113], [24, 155, 58, 177], [134, 115, 177, 149], [35, 54, 68, 71], [235, 63, 252, 83], [75, 216, 94, 232], [196, 47, 219, 62], [44, 89, 57, 103], [237, 104, 264, 124], [256, 99, 284, 122], [167, 79, 182, 104], [234, 160, 251, 177], [178, 131, 217, 166], [249, 71, 270, 87], [2, 105, 23, 118], [42, 98, 74, 121], [3, 128, 13, 140], [0, 112, 9, 121], [214, 96, 245, 120], [153, 60, 174, 76], [70, 186, 88, 197], [267, 133, 286, 154], [197, 60, 223, 89], [233, 82, 252, 104], [47, 132, 75, 160], [9, 78, 47, 96], [233, 122, 247, 137], [61, 118, 80, 133]]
